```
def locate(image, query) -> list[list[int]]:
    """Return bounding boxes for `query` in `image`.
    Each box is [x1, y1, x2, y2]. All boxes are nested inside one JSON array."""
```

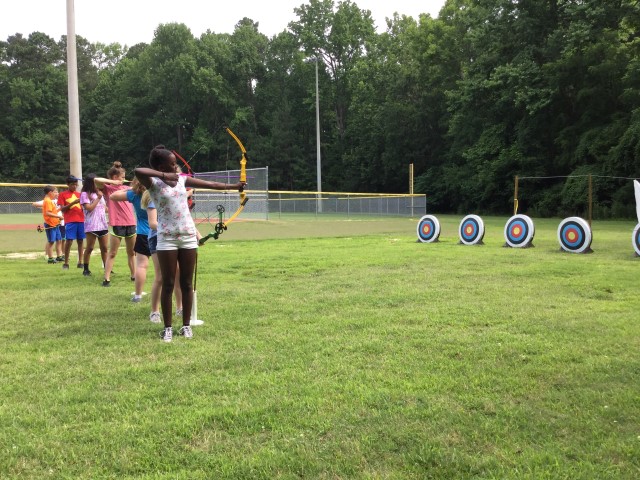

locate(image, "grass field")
[[1, 214, 639, 478]]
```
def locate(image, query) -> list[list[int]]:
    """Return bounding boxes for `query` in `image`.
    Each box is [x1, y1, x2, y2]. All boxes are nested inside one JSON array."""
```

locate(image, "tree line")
[[1, 0, 638, 217]]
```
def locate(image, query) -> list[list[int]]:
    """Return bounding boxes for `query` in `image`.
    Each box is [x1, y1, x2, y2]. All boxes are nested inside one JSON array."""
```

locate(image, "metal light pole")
[[66, 0, 82, 180], [314, 57, 322, 213]]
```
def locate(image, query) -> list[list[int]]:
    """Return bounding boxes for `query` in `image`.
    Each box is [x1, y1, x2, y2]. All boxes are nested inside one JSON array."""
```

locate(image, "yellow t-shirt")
[[43, 196, 60, 227]]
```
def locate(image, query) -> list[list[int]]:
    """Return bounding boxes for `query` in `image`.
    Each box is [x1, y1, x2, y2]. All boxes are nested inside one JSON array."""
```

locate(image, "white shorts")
[[156, 233, 199, 251]]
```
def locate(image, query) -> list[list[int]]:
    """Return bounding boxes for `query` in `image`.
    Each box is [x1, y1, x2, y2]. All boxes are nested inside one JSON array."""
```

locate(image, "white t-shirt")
[[148, 176, 197, 240]]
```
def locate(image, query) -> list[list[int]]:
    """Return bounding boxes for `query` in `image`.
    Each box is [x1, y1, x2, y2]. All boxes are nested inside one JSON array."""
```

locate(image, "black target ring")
[[417, 215, 441, 243], [459, 215, 485, 245], [557, 217, 592, 254], [504, 214, 535, 248]]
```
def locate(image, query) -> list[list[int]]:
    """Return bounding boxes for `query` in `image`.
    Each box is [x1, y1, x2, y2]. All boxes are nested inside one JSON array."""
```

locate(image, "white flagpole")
[[66, 0, 82, 180]]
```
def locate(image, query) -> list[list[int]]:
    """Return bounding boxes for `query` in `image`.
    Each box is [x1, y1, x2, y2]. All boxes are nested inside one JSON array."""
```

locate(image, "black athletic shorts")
[[134, 234, 150, 257], [112, 225, 136, 238]]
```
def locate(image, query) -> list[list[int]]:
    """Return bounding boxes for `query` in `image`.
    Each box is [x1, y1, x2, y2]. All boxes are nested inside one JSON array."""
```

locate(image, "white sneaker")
[[191, 319, 204, 326], [178, 325, 193, 339], [149, 312, 161, 324], [160, 327, 173, 342], [175, 308, 183, 317]]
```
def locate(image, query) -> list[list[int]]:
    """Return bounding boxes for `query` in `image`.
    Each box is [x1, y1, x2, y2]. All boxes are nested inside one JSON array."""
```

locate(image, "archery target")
[[634, 180, 640, 224], [417, 215, 441, 243], [557, 217, 592, 253], [459, 215, 485, 245], [633, 224, 640, 256], [504, 214, 535, 248]]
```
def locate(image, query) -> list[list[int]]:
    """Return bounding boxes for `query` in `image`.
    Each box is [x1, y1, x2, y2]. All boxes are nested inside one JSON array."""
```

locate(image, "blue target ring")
[[557, 217, 592, 253], [417, 215, 441, 243], [633, 224, 640, 256], [459, 215, 485, 245], [504, 214, 535, 248]]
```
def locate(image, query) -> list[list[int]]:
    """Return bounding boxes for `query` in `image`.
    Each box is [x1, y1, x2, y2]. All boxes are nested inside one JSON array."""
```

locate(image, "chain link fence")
[[1, 173, 426, 220], [267, 191, 426, 217], [0, 183, 64, 214], [193, 167, 269, 222]]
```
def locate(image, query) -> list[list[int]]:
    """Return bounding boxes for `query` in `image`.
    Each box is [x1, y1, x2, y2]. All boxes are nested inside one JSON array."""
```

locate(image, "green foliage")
[[1, 1, 639, 216]]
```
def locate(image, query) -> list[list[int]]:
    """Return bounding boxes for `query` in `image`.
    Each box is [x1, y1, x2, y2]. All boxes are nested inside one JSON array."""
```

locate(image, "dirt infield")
[[0, 252, 41, 259], [0, 224, 37, 231]]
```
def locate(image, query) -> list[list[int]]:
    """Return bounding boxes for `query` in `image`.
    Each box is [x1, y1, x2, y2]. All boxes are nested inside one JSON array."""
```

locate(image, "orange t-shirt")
[[43, 196, 60, 227]]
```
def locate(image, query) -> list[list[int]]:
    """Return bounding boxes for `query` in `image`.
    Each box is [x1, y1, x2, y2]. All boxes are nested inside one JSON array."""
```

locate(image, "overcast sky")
[[3, 0, 447, 47]]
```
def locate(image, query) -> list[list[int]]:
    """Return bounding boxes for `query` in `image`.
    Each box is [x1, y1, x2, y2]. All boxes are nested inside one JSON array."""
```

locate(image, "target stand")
[[504, 214, 535, 248], [458, 215, 485, 246], [557, 217, 593, 254], [416, 215, 441, 243], [632, 224, 640, 257]]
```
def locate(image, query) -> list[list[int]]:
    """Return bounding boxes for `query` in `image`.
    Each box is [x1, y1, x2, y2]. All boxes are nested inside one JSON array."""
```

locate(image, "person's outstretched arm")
[[134, 168, 177, 189], [94, 177, 123, 190], [185, 177, 245, 192]]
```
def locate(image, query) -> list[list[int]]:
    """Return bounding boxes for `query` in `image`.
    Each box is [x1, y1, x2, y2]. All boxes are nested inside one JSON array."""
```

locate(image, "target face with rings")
[[459, 215, 485, 245], [557, 217, 592, 253], [633, 224, 640, 256], [504, 214, 535, 248], [417, 215, 441, 243]]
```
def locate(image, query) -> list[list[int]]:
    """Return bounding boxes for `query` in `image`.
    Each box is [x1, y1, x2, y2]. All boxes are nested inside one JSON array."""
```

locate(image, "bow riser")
[[196, 129, 248, 244]]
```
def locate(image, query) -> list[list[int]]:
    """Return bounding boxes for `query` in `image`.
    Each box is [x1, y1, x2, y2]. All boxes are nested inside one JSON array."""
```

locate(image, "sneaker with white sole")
[[160, 327, 173, 342], [178, 325, 193, 338], [149, 312, 161, 324], [175, 308, 183, 317]]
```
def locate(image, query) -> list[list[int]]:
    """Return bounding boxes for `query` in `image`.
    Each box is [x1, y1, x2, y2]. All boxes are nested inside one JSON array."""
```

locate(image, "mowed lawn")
[[0, 215, 638, 479]]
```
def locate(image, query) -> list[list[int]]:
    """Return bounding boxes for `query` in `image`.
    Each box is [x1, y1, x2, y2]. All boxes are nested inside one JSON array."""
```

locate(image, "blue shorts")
[[45, 224, 62, 243], [65, 222, 86, 240]]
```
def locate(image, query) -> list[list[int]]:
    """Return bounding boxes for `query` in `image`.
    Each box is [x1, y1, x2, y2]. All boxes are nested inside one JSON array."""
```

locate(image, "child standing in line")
[[135, 145, 244, 342], [80, 173, 109, 277], [95, 161, 137, 287], [142, 191, 185, 324], [110, 179, 150, 302], [58, 175, 86, 270], [32, 199, 62, 262], [41, 185, 64, 263]]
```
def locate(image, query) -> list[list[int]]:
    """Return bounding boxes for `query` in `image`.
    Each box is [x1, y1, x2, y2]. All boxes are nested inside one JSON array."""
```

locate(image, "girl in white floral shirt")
[[135, 145, 245, 342]]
